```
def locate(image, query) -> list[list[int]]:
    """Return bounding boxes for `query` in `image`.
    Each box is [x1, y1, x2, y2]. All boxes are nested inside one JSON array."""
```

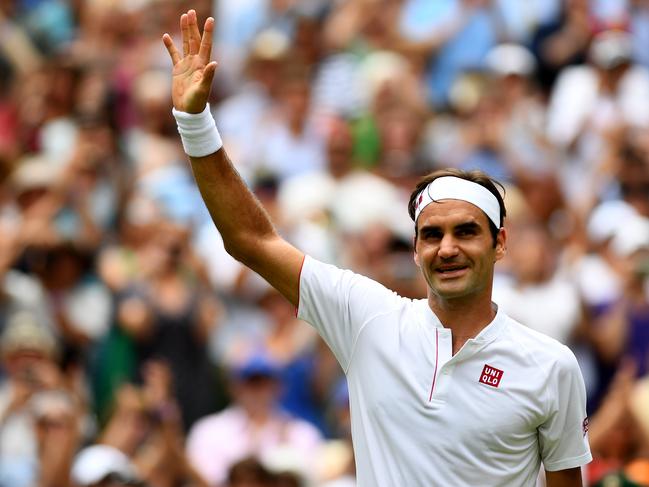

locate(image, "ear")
[[413, 235, 421, 267], [495, 227, 507, 262]]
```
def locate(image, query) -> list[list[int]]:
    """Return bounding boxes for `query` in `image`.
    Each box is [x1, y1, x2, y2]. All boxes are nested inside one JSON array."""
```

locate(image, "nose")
[[438, 234, 459, 259]]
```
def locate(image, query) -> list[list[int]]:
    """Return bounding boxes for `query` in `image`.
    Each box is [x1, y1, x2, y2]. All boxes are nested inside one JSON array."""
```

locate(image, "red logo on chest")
[[479, 364, 504, 388]]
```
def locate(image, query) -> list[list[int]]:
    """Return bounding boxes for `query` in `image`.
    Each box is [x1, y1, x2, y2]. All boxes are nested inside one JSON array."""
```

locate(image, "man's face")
[[413, 200, 505, 302]]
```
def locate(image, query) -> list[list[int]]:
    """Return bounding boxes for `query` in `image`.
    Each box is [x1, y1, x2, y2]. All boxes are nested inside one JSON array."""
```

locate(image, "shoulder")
[[283, 413, 324, 442], [302, 256, 407, 306], [553, 65, 597, 88], [188, 407, 243, 438], [501, 314, 578, 371]]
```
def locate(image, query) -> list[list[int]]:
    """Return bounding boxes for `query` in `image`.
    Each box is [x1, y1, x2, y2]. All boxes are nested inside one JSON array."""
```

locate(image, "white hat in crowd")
[[611, 215, 649, 258], [485, 43, 537, 77], [590, 30, 633, 70], [71, 445, 141, 486]]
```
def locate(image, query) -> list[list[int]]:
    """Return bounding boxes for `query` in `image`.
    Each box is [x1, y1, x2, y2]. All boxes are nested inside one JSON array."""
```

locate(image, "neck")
[[428, 293, 496, 354]]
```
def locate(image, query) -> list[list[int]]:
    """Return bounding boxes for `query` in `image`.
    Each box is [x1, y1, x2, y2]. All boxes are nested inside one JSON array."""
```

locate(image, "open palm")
[[162, 10, 217, 114]]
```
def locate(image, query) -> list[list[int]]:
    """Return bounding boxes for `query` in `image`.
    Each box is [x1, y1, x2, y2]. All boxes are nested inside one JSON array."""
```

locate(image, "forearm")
[[188, 148, 278, 264], [542, 26, 590, 67], [545, 467, 583, 487], [165, 10, 304, 305]]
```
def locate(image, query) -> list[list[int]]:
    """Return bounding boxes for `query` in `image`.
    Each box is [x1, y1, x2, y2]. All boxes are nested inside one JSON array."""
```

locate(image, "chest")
[[348, 324, 548, 451]]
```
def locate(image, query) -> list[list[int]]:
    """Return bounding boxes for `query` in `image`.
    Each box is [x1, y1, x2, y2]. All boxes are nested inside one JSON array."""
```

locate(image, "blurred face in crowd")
[[326, 119, 353, 179], [233, 374, 281, 418], [506, 224, 554, 285], [414, 200, 505, 303], [145, 222, 189, 273], [3, 348, 51, 383], [279, 76, 311, 130]]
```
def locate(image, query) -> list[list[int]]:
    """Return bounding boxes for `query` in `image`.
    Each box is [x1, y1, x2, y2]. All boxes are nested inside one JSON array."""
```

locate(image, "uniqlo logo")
[[479, 364, 503, 388]]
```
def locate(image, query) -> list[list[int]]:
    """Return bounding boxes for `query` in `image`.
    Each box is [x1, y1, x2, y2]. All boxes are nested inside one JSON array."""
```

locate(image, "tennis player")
[[163, 10, 592, 486]]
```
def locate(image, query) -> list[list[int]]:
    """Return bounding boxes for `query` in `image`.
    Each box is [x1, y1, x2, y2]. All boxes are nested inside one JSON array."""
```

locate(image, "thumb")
[[200, 61, 217, 91]]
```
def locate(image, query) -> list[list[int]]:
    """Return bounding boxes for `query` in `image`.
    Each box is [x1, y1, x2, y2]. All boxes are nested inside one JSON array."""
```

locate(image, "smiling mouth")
[[435, 265, 468, 276]]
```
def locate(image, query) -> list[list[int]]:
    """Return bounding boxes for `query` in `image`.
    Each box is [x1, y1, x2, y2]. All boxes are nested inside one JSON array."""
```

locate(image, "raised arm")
[[162, 10, 304, 305]]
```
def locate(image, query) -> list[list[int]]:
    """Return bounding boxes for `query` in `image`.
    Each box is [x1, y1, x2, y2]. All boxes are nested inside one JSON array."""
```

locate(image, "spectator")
[[0, 311, 81, 487], [591, 216, 649, 376], [116, 221, 222, 430], [530, 0, 593, 92], [186, 354, 323, 487], [546, 30, 649, 153], [493, 222, 583, 344], [97, 361, 209, 487]]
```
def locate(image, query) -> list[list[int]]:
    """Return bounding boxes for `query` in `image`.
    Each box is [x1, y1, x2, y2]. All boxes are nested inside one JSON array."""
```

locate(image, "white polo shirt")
[[297, 256, 592, 487]]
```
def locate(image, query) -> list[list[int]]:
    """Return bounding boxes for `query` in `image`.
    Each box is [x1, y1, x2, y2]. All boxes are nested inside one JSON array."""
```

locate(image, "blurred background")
[[1, 0, 649, 486]]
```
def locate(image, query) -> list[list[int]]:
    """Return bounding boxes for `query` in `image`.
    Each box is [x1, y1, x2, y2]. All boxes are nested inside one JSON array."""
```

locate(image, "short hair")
[[227, 457, 272, 484], [407, 168, 506, 245]]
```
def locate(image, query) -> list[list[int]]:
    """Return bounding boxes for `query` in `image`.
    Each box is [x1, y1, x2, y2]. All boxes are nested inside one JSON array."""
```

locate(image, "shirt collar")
[[416, 299, 506, 345]]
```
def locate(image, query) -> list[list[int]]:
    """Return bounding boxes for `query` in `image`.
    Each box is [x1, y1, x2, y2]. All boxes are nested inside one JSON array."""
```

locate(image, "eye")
[[421, 229, 443, 240], [456, 226, 478, 237]]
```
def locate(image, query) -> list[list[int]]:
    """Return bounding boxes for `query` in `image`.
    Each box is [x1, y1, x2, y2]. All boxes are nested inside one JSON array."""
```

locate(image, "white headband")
[[414, 176, 502, 228]]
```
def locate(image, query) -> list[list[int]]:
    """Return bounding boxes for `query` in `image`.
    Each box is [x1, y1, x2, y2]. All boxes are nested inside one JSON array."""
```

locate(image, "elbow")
[[223, 232, 278, 268], [223, 238, 263, 267], [223, 240, 248, 264]]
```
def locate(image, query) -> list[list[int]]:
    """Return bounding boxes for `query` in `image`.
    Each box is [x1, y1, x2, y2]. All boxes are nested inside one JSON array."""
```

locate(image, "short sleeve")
[[297, 256, 403, 372], [538, 346, 593, 471]]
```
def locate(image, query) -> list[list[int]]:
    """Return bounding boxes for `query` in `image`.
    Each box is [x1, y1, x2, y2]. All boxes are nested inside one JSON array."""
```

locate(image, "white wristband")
[[172, 104, 223, 157]]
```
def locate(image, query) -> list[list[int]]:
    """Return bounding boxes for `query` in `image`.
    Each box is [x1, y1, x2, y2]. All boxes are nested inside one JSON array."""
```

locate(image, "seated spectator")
[[0, 222, 53, 338], [98, 361, 209, 487], [186, 354, 323, 487], [35, 242, 112, 359], [223, 289, 340, 435], [493, 222, 583, 344], [32, 389, 81, 487], [0, 311, 80, 487], [591, 216, 649, 376], [116, 220, 222, 430], [586, 361, 649, 486]]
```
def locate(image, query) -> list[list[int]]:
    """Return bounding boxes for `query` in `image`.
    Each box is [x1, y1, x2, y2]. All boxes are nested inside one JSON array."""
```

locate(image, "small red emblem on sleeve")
[[479, 364, 503, 388]]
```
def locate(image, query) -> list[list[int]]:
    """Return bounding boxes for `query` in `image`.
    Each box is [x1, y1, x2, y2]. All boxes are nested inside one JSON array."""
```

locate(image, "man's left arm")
[[538, 346, 592, 477], [546, 467, 583, 487]]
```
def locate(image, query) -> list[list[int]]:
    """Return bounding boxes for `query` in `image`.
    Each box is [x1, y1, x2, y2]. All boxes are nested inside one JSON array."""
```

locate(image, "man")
[[186, 354, 322, 486], [162, 10, 592, 486]]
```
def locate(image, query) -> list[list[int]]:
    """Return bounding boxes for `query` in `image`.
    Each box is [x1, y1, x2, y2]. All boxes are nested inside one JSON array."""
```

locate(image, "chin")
[[436, 290, 471, 301], [431, 284, 471, 300]]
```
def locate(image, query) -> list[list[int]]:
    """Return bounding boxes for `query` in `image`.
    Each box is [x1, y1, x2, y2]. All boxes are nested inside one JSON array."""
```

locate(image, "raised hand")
[[162, 10, 217, 114]]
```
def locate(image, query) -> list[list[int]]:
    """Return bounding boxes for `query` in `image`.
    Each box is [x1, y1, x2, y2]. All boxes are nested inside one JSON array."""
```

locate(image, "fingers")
[[198, 17, 214, 63], [181, 13, 189, 56], [162, 34, 181, 65], [176, 10, 211, 61], [188, 9, 201, 55]]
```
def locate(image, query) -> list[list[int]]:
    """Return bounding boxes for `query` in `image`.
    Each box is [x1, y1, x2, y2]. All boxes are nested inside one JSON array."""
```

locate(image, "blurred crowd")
[[1, 0, 649, 486]]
